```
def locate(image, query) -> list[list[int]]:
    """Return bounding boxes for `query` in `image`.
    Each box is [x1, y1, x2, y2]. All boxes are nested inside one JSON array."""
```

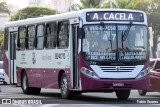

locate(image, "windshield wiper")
[[121, 21, 132, 50]]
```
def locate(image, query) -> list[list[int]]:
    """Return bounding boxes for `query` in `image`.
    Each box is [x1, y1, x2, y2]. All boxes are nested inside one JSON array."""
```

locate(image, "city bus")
[[3, 9, 150, 99]]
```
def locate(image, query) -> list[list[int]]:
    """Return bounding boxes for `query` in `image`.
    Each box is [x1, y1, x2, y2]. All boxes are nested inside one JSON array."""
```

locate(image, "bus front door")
[[9, 32, 17, 85], [71, 24, 79, 89]]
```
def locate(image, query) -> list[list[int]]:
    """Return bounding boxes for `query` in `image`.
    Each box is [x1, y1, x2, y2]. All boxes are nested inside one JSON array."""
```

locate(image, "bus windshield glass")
[[82, 24, 148, 62]]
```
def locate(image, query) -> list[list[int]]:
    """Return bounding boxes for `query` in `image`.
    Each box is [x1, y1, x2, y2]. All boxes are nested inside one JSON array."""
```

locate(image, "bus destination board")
[[86, 11, 144, 22]]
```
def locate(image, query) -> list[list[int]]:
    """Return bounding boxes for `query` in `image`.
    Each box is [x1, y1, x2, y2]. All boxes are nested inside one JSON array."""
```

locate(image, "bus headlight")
[[81, 67, 99, 79], [136, 67, 150, 79]]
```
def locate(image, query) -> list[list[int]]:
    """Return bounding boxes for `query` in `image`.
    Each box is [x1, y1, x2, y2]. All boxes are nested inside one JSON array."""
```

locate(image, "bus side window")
[[18, 27, 26, 50], [36, 24, 45, 49], [57, 21, 69, 48], [4, 28, 9, 51], [27, 25, 35, 49], [46, 22, 57, 48]]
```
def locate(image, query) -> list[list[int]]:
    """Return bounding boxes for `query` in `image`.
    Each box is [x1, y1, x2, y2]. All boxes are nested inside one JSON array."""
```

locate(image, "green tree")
[[10, 6, 59, 21], [0, 1, 10, 14], [101, 1, 117, 8], [101, 0, 132, 8], [116, 0, 132, 8], [68, 3, 81, 11], [0, 30, 3, 46], [0, 30, 4, 60], [125, 0, 150, 11], [80, 0, 100, 8]]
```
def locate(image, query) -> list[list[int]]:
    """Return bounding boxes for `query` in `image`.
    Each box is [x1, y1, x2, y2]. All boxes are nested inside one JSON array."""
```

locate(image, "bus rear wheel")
[[21, 72, 32, 94], [21, 72, 41, 95], [115, 90, 130, 100], [60, 73, 73, 99]]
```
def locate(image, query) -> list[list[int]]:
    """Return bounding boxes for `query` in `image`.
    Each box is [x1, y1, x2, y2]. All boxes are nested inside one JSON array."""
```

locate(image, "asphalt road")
[[0, 85, 160, 107]]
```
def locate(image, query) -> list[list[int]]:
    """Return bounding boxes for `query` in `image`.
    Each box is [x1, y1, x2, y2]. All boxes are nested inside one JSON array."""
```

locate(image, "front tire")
[[115, 90, 130, 100], [138, 89, 147, 96], [60, 73, 73, 99]]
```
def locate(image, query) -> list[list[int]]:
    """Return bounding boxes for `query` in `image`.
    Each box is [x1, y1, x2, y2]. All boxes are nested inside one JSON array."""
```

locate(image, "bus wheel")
[[21, 72, 32, 94], [60, 73, 73, 99], [115, 90, 130, 100], [138, 89, 147, 96]]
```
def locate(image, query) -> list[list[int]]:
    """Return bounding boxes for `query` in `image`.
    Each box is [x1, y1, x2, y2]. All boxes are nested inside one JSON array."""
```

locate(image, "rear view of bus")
[[79, 9, 149, 99]]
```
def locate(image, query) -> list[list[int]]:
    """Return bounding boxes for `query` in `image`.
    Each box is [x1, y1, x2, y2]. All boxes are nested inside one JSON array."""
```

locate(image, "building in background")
[[28, 0, 74, 13], [28, 0, 43, 6], [52, 0, 74, 13], [0, 13, 9, 30]]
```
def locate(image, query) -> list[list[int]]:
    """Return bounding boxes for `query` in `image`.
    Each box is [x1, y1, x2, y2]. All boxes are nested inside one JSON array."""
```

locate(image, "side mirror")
[[79, 28, 85, 39]]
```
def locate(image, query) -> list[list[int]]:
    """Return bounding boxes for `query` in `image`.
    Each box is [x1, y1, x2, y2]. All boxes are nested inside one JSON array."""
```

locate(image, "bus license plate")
[[113, 83, 124, 87]]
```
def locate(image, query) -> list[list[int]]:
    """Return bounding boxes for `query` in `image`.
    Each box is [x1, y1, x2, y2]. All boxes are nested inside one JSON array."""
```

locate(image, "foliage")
[[116, 0, 132, 8], [0, 30, 3, 46], [101, 1, 117, 8], [68, 3, 82, 11], [101, 0, 132, 8], [10, 6, 58, 21], [0, 30, 4, 58], [125, 0, 151, 11], [0, 1, 10, 14], [80, 0, 100, 9]]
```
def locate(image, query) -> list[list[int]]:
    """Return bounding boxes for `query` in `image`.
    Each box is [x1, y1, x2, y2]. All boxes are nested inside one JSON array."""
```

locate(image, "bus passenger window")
[[18, 27, 26, 50], [4, 28, 9, 51], [27, 25, 35, 49], [57, 21, 69, 48], [36, 24, 45, 49], [46, 22, 57, 48]]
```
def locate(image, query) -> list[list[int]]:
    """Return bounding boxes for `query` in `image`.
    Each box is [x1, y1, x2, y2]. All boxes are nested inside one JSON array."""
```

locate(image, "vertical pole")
[[110, 0, 113, 8]]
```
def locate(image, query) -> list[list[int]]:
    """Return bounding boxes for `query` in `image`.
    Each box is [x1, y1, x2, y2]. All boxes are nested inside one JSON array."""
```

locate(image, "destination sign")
[[86, 11, 144, 22]]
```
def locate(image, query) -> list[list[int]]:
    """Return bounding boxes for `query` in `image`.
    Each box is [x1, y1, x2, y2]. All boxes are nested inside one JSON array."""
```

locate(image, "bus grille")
[[99, 66, 136, 72]]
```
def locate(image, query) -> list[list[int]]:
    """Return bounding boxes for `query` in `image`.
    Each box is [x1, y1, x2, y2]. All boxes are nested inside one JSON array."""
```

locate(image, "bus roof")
[[5, 8, 147, 27]]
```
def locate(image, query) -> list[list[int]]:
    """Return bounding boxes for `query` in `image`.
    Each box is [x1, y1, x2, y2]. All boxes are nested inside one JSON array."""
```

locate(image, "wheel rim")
[[23, 75, 27, 90], [61, 76, 68, 95]]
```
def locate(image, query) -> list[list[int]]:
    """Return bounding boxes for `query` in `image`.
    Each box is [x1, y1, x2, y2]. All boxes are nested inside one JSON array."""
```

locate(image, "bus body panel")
[[16, 66, 70, 89]]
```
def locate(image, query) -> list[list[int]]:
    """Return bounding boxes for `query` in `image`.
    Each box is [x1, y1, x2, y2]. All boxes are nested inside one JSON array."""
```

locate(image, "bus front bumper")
[[80, 73, 149, 91]]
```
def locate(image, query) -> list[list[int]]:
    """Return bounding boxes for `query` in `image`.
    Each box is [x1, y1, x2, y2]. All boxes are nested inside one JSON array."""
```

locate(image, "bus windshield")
[[82, 24, 148, 62]]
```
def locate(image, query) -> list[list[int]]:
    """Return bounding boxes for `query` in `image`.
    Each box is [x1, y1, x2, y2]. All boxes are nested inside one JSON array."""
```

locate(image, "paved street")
[[0, 85, 160, 107]]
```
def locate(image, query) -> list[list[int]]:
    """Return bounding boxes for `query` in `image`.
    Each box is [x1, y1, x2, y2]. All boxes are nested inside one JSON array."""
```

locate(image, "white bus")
[[3, 9, 150, 99]]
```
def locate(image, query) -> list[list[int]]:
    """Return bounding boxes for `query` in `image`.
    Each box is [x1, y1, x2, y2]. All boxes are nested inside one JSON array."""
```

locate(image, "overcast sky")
[[6, 0, 80, 9]]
